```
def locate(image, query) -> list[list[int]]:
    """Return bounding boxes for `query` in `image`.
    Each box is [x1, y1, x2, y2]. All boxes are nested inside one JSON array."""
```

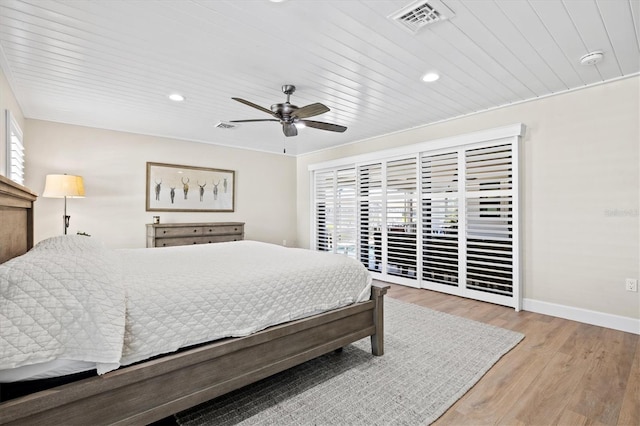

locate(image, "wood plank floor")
[[384, 281, 640, 426]]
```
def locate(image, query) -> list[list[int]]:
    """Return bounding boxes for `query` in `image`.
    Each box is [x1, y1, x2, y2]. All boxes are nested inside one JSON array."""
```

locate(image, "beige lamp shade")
[[42, 174, 85, 198]]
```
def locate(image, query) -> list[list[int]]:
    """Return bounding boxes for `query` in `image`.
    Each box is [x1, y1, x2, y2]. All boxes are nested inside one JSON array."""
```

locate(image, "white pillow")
[[32, 235, 106, 252]]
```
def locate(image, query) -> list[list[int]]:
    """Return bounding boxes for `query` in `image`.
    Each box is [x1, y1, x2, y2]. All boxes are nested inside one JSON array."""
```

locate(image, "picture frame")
[[146, 162, 235, 212]]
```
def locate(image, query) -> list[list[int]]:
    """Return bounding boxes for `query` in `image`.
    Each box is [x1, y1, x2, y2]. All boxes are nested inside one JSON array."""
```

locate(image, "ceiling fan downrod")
[[282, 84, 296, 103]]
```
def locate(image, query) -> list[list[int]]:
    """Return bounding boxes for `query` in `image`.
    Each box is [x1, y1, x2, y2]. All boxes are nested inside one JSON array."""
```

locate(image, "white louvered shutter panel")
[[6, 111, 24, 185], [314, 170, 335, 252], [335, 168, 357, 258], [465, 144, 514, 296], [421, 151, 459, 286], [386, 157, 418, 279], [358, 163, 383, 272]]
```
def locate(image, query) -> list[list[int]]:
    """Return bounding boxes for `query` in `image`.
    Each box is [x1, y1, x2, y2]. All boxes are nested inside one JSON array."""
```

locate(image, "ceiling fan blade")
[[301, 120, 347, 133], [283, 122, 298, 137], [292, 103, 330, 119], [232, 97, 276, 117], [229, 119, 279, 123]]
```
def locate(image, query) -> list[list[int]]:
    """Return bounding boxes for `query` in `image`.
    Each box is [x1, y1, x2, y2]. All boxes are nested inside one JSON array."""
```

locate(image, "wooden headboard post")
[[0, 174, 37, 263]]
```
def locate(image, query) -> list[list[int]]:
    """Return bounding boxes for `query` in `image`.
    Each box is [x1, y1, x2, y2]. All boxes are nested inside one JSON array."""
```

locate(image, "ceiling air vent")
[[389, 0, 455, 34], [215, 121, 238, 129]]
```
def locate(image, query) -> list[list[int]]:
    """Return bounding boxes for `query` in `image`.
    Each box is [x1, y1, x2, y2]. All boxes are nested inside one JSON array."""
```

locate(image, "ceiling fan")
[[230, 85, 347, 137]]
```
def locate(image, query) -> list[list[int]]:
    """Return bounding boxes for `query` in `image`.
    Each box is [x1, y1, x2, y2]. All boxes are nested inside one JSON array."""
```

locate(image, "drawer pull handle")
[[162, 243, 166, 246], [193, 242, 197, 244], [163, 230, 166, 234], [208, 229, 212, 232], [234, 228, 238, 231], [193, 229, 197, 233]]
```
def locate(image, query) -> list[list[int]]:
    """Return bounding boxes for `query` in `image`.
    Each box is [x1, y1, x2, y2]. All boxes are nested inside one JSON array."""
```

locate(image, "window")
[[310, 124, 523, 309], [6, 110, 24, 185]]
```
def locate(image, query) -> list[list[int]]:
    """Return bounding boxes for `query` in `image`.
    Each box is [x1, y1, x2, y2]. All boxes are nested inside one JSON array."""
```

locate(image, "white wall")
[[297, 76, 640, 321], [25, 120, 297, 248]]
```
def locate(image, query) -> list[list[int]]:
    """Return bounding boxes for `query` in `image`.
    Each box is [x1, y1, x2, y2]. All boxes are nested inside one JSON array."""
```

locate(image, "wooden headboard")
[[0, 174, 37, 263]]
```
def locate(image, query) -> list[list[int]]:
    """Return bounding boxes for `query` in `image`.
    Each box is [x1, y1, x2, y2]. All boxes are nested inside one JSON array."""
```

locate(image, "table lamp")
[[42, 174, 85, 235]]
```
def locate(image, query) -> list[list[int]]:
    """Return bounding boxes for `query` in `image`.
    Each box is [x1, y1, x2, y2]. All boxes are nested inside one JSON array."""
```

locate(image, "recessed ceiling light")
[[270, 0, 287, 3], [422, 72, 440, 82], [168, 93, 185, 102]]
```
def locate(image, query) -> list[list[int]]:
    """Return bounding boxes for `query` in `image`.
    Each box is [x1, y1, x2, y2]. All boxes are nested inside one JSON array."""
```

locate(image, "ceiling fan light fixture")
[[422, 72, 440, 82], [168, 93, 185, 102]]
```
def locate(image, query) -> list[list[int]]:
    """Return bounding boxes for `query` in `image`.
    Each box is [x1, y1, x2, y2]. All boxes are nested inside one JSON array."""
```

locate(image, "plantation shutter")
[[313, 167, 356, 256], [421, 151, 459, 286], [386, 157, 418, 279], [335, 168, 357, 258], [314, 170, 334, 252], [6, 111, 24, 186], [358, 163, 383, 272], [465, 144, 514, 297]]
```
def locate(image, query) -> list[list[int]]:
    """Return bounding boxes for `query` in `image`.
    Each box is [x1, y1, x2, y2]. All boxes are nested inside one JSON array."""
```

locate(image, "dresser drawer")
[[155, 234, 242, 247], [146, 222, 245, 248], [202, 224, 243, 236], [157, 226, 203, 238], [155, 237, 199, 247]]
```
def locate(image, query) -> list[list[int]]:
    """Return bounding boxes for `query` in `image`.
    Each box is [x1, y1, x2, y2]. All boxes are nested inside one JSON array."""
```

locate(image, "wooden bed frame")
[[0, 176, 389, 425]]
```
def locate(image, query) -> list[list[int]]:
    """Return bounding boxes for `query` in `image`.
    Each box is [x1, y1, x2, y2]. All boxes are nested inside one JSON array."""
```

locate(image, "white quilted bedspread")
[[0, 237, 371, 376], [0, 237, 126, 375]]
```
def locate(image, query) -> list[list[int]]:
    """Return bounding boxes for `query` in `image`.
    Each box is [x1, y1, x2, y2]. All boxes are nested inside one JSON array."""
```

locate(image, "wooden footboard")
[[0, 283, 389, 426]]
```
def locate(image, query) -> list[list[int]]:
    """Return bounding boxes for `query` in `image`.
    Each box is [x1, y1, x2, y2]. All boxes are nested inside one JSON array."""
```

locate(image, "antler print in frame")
[[146, 162, 235, 212]]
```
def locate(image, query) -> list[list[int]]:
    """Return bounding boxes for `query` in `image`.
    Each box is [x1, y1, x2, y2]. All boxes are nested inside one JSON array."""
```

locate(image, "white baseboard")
[[522, 298, 640, 335]]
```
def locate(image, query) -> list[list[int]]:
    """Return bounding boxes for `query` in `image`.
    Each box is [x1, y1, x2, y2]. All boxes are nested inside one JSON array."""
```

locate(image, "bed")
[[0, 175, 389, 425]]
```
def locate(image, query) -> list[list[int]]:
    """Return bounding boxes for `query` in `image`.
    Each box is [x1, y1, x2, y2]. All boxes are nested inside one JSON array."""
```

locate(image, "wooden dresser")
[[146, 222, 244, 248]]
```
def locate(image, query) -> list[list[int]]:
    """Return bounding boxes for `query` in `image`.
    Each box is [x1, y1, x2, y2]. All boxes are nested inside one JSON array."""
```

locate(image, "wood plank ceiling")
[[0, 0, 638, 155]]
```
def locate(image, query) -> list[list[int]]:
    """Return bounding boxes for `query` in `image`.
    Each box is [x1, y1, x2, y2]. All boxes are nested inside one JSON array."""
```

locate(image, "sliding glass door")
[[310, 127, 521, 309]]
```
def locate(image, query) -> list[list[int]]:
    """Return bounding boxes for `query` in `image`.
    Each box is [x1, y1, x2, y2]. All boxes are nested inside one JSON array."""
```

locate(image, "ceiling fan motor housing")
[[271, 102, 298, 120]]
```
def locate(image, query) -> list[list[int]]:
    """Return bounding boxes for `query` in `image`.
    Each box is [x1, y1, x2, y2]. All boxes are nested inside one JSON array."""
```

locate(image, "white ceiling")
[[0, 0, 638, 156]]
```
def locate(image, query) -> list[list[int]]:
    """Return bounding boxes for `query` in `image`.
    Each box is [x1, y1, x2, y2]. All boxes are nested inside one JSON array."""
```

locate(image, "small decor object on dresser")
[[147, 222, 244, 247], [146, 162, 235, 212]]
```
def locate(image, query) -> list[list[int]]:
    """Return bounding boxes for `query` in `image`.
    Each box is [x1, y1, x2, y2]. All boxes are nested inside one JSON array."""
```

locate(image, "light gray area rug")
[[175, 298, 524, 425]]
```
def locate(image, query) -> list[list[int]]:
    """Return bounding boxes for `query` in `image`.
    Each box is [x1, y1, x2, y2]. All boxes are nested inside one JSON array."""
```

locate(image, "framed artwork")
[[146, 162, 235, 212]]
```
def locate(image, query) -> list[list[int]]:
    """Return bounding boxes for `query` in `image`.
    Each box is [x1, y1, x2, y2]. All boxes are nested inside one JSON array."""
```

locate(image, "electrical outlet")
[[626, 278, 638, 292]]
